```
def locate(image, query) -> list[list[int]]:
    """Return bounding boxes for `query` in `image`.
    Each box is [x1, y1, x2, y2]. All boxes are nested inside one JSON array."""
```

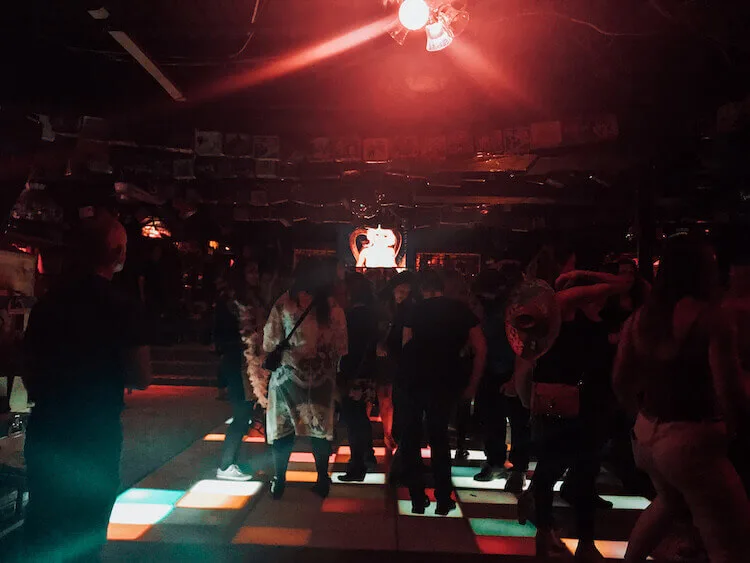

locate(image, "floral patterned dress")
[[263, 293, 348, 443]]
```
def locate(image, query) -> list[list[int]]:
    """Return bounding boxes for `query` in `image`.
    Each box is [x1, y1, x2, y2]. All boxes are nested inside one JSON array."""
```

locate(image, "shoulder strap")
[[282, 298, 316, 345]]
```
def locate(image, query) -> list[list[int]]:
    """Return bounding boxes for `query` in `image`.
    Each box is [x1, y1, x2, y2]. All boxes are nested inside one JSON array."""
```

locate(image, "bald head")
[[79, 213, 127, 279]]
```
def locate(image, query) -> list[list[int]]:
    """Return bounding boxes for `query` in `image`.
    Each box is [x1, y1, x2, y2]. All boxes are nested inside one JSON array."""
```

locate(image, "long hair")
[[289, 258, 333, 326], [638, 235, 717, 341]]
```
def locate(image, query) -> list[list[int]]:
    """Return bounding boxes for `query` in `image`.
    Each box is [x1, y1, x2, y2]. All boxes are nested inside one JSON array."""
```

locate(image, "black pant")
[[475, 375, 531, 470], [455, 399, 472, 451], [531, 416, 599, 541], [219, 347, 254, 470], [401, 388, 455, 503], [272, 434, 331, 482], [24, 417, 121, 563], [340, 396, 374, 473]]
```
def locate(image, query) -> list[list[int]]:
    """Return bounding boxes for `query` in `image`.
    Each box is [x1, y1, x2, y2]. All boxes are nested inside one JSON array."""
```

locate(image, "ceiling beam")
[[88, 7, 186, 102]]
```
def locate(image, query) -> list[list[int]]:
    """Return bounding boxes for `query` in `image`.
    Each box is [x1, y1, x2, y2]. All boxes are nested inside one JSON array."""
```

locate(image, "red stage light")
[[399, 0, 430, 31]]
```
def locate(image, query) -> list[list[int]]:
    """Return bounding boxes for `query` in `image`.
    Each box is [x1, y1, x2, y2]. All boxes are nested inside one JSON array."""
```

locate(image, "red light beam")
[[446, 39, 534, 107], [200, 16, 394, 102]]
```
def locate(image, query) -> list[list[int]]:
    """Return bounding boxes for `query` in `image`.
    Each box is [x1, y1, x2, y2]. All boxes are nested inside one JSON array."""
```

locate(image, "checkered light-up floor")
[[107, 419, 649, 559]]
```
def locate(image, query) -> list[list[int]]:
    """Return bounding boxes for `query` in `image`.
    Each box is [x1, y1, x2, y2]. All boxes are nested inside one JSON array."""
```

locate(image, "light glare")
[[399, 0, 430, 31]]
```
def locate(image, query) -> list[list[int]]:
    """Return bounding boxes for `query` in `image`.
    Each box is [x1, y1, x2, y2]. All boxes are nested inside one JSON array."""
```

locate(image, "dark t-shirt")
[[24, 275, 146, 425], [340, 305, 379, 381], [403, 296, 479, 393]]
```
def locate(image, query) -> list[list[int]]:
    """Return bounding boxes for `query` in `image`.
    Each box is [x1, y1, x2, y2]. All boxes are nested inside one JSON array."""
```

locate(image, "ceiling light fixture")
[[387, 1, 469, 52], [425, 20, 453, 52], [87, 7, 186, 102], [398, 0, 431, 31]]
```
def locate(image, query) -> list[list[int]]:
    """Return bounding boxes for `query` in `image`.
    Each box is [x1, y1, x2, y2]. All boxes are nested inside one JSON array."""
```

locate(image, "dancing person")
[[214, 261, 265, 481], [442, 269, 475, 461], [514, 269, 631, 561], [263, 259, 347, 500], [400, 270, 486, 515], [23, 212, 152, 563], [614, 236, 750, 563], [472, 264, 530, 493], [378, 270, 418, 450], [337, 273, 378, 482]]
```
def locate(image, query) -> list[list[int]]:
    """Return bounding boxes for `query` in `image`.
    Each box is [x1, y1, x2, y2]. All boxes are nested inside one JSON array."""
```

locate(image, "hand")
[[376, 343, 388, 358]]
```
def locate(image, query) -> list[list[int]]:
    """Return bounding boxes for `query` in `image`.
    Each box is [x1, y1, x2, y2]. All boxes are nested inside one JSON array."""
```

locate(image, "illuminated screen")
[[343, 225, 406, 270]]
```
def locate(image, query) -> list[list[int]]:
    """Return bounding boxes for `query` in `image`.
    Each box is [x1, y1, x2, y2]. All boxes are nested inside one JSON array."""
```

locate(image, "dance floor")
[[105, 417, 648, 561]]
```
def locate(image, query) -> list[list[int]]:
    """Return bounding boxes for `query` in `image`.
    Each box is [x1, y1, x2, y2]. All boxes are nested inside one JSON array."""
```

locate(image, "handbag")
[[530, 382, 580, 419], [262, 298, 316, 372]]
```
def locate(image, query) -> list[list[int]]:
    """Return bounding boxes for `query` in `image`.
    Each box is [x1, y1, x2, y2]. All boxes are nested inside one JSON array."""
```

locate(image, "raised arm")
[[556, 272, 631, 316]]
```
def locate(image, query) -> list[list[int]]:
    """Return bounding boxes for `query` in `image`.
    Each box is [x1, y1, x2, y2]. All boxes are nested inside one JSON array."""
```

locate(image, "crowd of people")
[[18, 209, 750, 563]]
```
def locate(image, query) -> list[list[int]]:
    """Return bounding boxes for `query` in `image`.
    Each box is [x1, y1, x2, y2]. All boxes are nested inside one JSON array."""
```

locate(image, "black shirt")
[[340, 304, 379, 381], [403, 296, 479, 393], [24, 275, 146, 424]]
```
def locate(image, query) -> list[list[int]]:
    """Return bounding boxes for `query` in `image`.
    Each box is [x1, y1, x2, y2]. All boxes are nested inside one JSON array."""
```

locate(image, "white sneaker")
[[216, 464, 252, 481]]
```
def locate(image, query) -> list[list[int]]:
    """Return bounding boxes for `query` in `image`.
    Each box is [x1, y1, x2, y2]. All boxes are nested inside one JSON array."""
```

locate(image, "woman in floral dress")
[[262, 259, 348, 499]]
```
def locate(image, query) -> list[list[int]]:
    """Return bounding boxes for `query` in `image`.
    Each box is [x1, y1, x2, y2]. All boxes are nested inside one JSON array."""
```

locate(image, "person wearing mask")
[[213, 261, 265, 481], [262, 259, 348, 500], [614, 235, 750, 563], [400, 270, 487, 515], [472, 264, 530, 494], [23, 212, 152, 562], [514, 269, 631, 561], [337, 273, 379, 481]]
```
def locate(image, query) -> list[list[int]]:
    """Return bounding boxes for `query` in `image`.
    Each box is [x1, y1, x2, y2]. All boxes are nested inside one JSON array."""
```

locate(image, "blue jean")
[[625, 413, 750, 563]]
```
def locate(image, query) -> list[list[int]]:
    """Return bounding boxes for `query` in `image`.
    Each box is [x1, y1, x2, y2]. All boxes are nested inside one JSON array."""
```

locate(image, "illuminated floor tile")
[[561, 539, 630, 559], [451, 466, 479, 478], [107, 523, 151, 541], [286, 470, 320, 483], [243, 436, 266, 443], [452, 476, 561, 491], [601, 495, 651, 510], [109, 503, 173, 525], [321, 497, 385, 513], [450, 449, 487, 461], [189, 480, 262, 496], [176, 492, 249, 510], [396, 500, 464, 518], [233, 526, 312, 546], [330, 472, 386, 485], [475, 536, 536, 556], [205, 434, 265, 443], [470, 518, 537, 537], [116, 488, 184, 506], [457, 490, 518, 505], [289, 452, 337, 464], [337, 446, 387, 457]]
